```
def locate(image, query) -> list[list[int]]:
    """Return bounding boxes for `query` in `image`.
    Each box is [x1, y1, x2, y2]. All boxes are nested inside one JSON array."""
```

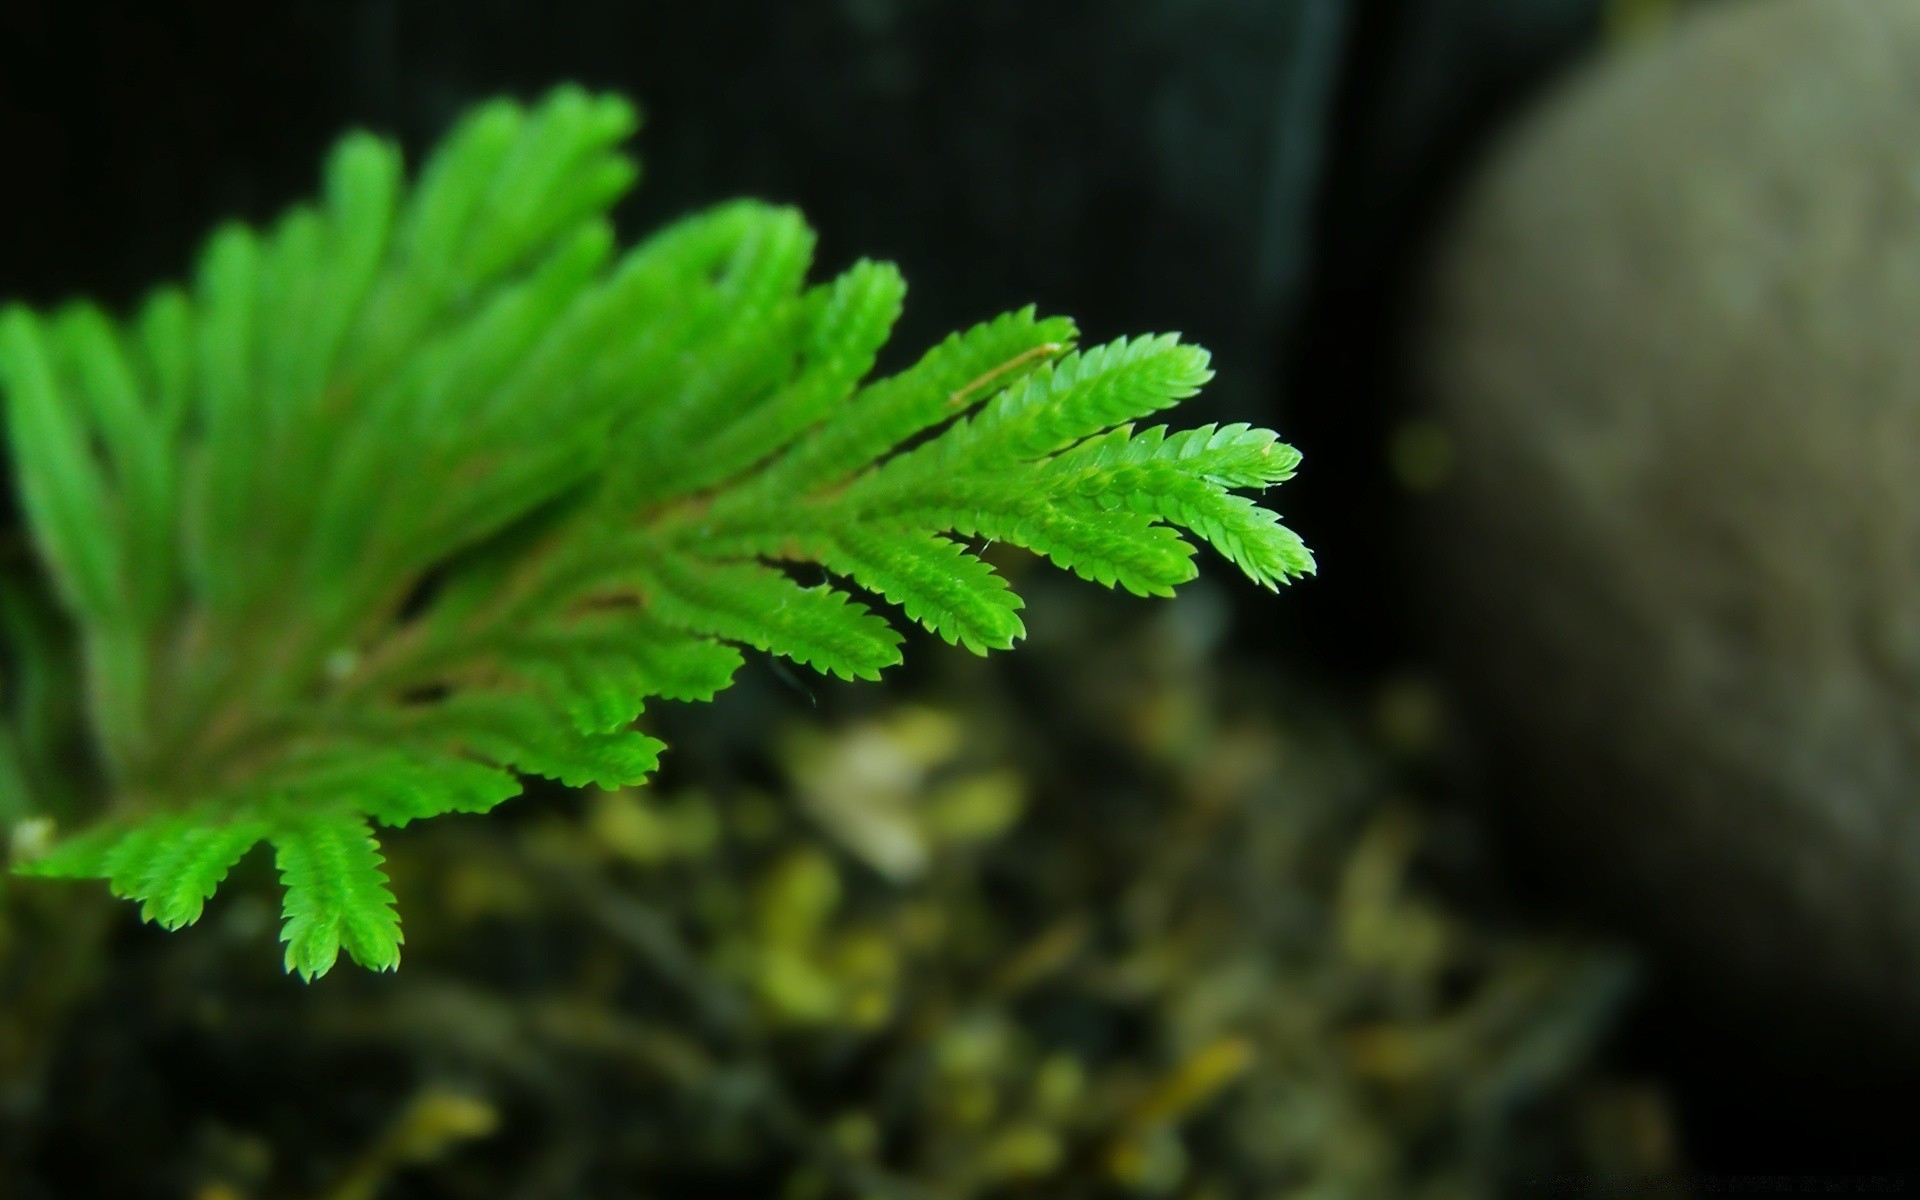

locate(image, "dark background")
[[1, 0, 1904, 1176]]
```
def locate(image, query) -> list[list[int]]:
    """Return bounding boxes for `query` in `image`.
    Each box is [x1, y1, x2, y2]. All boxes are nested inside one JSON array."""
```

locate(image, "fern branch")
[[273, 810, 402, 979], [1, 87, 1311, 977]]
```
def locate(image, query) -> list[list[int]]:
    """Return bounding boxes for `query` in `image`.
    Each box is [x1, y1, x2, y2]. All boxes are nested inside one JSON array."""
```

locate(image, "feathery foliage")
[[0, 88, 1312, 978]]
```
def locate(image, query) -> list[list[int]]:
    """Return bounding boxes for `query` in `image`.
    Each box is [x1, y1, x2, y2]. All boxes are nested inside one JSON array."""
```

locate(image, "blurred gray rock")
[[1419, 0, 1920, 1061]]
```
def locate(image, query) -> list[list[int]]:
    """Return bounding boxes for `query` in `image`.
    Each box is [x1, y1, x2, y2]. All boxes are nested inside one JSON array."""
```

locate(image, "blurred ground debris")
[[3, 583, 1664, 1198]]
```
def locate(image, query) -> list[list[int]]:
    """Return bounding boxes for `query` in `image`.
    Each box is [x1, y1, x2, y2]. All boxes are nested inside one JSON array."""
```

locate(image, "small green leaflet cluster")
[[0, 88, 1312, 980]]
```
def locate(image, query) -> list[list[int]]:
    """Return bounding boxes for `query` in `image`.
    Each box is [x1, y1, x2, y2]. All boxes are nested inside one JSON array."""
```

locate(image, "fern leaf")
[[1065, 422, 1304, 489], [0, 308, 125, 624], [813, 529, 1025, 655], [738, 305, 1078, 500], [1, 87, 1311, 976], [506, 612, 744, 732], [960, 333, 1213, 460], [303, 222, 615, 591], [420, 694, 666, 790], [308, 132, 403, 388], [643, 558, 903, 682], [134, 289, 195, 433], [948, 499, 1202, 598], [18, 807, 263, 932], [268, 749, 523, 829], [126, 817, 268, 930], [48, 306, 176, 614], [657, 258, 907, 499], [186, 224, 268, 617], [617, 204, 820, 494], [390, 98, 527, 289], [274, 810, 402, 979], [1033, 428, 1316, 587], [1137, 486, 1315, 590], [455, 88, 638, 285]]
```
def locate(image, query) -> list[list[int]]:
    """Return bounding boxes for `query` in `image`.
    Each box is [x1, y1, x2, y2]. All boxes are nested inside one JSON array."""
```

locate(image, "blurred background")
[[3, 0, 1917, 1195]]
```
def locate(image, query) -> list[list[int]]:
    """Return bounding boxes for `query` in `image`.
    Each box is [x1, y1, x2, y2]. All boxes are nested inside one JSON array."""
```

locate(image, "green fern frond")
[[814, 529, 1026, 656], [273, 811, 403, 980], [1, 86, 1312, 978]]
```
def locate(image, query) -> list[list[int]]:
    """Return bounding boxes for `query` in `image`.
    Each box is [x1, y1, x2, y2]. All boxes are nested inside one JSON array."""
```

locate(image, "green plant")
[[0, 87, 1311, 980]]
